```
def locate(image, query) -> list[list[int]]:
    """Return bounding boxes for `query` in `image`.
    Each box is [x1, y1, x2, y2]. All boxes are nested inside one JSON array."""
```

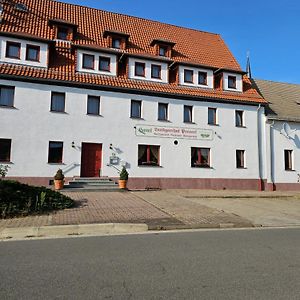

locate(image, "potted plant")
[[119, 166, 128, 189], [54, 169, 65, 190]]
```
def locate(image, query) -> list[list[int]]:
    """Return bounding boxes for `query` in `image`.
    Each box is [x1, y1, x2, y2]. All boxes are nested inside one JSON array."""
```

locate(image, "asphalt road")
[[1, 228, 300, 300]]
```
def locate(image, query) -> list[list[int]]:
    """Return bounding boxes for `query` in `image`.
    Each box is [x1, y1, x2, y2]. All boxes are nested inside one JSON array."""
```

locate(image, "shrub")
[[0, 180, 74, 218], [119, 166, 129, 180], [54, 169, 65, 180]]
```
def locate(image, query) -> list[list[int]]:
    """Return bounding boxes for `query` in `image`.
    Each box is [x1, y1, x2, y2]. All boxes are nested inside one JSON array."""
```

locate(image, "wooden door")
[[81, 143, 102, 177]]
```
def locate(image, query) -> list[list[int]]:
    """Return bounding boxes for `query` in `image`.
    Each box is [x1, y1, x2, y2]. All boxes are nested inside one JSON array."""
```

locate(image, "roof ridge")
[[52, 0, 220, 37], [254, 78, 300, 87]]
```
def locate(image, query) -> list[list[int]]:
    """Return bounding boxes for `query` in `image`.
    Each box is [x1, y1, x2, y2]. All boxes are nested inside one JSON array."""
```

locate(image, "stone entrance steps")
[[64, 177, 120, 192]]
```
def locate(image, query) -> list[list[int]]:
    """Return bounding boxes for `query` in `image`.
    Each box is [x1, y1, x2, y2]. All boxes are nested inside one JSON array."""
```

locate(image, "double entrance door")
[[80, 143, 102, 177]]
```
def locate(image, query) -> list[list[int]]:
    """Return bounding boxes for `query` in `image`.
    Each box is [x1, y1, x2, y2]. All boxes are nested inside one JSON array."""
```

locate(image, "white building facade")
[[1, 0, 298, 190]]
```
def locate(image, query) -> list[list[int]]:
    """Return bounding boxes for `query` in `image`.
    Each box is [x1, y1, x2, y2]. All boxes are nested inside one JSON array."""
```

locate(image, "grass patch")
[[0, 180, 74, 218]]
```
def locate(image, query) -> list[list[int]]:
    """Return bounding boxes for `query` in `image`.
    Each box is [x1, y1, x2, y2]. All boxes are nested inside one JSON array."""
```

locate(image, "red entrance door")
[[81, 143, 102, 177]]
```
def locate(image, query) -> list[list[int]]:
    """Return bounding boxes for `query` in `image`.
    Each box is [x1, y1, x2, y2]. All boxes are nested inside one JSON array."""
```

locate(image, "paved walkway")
[[0, 192, 183, 230], [133, 191, 253, 228], [1, 189, 300, 231], [171, 190, 300, 227]]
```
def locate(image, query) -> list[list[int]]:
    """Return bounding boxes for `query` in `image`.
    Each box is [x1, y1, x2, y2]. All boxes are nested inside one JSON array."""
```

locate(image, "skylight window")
[[15, 3, 28, 12]]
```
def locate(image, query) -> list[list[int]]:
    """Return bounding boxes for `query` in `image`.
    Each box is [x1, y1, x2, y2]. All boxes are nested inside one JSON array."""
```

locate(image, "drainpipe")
[[268, 120, 276, 191], [257, 104, 263, 191]]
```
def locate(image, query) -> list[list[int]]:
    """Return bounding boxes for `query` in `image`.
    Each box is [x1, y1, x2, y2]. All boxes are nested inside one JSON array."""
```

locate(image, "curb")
[[148, 222, 253, 230], [0, 223, 148, 240]]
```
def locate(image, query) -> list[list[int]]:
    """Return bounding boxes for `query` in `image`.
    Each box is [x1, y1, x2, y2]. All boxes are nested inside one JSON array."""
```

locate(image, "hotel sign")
[[135, 125, 214, 141]]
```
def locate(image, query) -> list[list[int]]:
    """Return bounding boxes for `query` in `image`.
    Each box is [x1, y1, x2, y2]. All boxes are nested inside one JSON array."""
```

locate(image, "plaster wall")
[[0, 80, 261, 181]]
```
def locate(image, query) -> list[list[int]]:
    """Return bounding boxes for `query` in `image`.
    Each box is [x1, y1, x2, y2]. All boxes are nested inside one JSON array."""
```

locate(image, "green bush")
[[0, 180, 74, 218], [119, 166, 129, 180]]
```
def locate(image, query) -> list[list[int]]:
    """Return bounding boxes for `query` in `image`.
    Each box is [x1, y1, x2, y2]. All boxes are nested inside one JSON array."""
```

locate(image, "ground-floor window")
[[138, 145, 160, 166], [48, 141, 63, 164], [191, 147, 210, 168], [284, 150, 293, 171], [0, 138, 11, 162], [236, 150, 245, 168]]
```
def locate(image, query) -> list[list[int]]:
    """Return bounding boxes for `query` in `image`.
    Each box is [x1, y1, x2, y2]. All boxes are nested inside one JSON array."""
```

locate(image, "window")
[[131, 100, 142, 118], [99, 56, 110, 71], [158, 103, 168, 121], [138, 145, 160, 166], [208, 107, 217, 125], [6, 41, 21, 59], [284, 150, 293, 171], [184, 105, 193, 123], [184, 69, 194, 83], [26, 45, 40, 62], [87, 96, 100, 115], [57, 27, 69, 40], [235, 110, 244, 127], [135, 62, 145, 77], [228, 76, 237, 89], [159, 46, 167, 57], [236, 150, 245, 168], [198, 71, 207, 85], [0, 86, 14, 107], [48, 141, 63, 164], [0, 139, 11, 162], [191, 148, 210, 168], [112, 38, 121, 49], [51, 92, 65, 112], [151, 64, 161, 79], [82, 54, 95, 70]]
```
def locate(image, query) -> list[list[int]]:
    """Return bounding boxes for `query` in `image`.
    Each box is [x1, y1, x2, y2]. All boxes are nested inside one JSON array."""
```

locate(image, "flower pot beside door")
[[54, 169, 65, 190], [119, 166, 128, 189]]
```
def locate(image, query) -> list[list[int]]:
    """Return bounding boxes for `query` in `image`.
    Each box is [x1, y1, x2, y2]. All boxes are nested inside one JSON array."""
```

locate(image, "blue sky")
[[62, 0, 300, 84]]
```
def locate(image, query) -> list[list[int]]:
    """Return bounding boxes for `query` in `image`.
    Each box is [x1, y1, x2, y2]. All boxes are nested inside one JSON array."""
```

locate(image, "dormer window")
[[57, 27, 69, 40], [159, 46, 167, 57], [135, 62, 145, 77], [6, 42, 21, 59], [82, 54, 95, 70], [103, 30, 130, 50], [151, 39, 176, 58], [26, 45, 40, 62], [112, 38, 121, 49], [151, 64, 161, 79], [184, 69, 193, 83], [228, 75, 237, 89], [99, 56, 110, 71], [49, 19, 78, 41], [198, 71, 207, 85]]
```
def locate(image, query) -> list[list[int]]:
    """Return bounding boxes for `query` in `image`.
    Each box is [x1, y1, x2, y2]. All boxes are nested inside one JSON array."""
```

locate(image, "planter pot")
[[118, 180, 127, 189], [54, 179, 64, 190]]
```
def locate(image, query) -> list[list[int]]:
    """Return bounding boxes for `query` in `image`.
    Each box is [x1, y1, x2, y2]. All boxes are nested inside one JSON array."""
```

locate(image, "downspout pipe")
[[257, 104, 263, 191], [269, 120, 276, 190]]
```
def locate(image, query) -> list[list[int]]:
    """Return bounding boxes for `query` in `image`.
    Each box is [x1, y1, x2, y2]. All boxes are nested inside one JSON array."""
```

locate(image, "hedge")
[[0, 180, 74, 218]]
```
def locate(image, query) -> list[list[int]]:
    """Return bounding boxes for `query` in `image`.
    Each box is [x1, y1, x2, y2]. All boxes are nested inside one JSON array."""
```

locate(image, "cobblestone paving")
[[0, 191, 182, 230], [133, 190, 253, 227]]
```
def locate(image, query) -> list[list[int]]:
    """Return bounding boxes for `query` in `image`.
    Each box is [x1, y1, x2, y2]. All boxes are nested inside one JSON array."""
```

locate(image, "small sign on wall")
[[135, 125, 214, 140], [109, 156, 119, 165]]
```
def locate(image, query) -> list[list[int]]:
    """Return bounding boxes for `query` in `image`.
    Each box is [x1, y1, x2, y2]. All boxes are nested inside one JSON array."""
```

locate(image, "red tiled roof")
[[0, 0, 266, 104]]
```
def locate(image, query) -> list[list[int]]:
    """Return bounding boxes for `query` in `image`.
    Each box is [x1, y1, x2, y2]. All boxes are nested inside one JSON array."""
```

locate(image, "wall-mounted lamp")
[[71, 141, 75, 148]]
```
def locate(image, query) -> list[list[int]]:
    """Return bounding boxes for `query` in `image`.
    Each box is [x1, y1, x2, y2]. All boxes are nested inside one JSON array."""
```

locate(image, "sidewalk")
[[1, 189, 300, 240]]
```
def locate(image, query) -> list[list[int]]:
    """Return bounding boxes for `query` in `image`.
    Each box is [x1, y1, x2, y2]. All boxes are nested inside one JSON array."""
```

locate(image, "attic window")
[[112, 38, 121, 49], [159, 46, 167, 57], [15, 3, 28, 12], [57, 27, 69, 40], [103, 30, 130, 50]]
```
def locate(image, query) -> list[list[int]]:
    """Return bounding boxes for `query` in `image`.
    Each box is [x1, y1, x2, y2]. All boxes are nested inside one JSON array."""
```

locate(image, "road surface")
[[1, 228, 300, 299]]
